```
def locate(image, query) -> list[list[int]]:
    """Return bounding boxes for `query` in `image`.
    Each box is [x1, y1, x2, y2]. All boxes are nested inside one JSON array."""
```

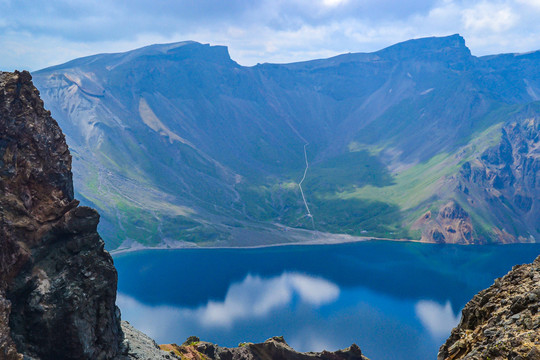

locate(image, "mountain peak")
[[377, 34, 471, 60], [163, 41, 234, 64], [37, 41, 235, 73]]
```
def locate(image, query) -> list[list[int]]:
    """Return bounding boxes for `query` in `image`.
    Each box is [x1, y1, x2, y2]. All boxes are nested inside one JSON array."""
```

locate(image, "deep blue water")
[[114, 241, 540, 360]]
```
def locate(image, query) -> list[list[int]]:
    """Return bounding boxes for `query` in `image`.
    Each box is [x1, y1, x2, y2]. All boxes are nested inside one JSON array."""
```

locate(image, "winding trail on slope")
[[298, 143, 315, 230], [279, 114, 316, 231]]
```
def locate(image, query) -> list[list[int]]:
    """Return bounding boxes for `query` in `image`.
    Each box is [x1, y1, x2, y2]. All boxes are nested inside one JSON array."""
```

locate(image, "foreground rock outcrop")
[[0, 71, 122, 359], [160, 336, 368, 360], [438, 255, 540, 359], [119, 321, 175, 360]]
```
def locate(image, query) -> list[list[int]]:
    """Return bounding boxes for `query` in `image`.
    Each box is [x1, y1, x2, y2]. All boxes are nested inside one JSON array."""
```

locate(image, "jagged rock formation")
[[0, 71, 122, 359], [160, 336, 368, 360], [413, 201, 476, 244], [119, 321, 176, 360], [413, 113, 539, 245], [438, 255, 540, 359], [455, 115, 539, 243]]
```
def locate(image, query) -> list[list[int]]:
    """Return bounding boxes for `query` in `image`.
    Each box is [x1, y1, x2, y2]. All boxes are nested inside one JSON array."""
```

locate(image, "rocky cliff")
[[0, 71, 122, 359], [455, 115, 539, 243], [413, 201, 476, 244], [438, 255, 540, 359]]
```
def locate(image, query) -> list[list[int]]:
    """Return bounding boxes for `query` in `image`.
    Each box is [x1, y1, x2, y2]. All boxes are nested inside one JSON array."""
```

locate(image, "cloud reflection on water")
[[415, 300, 461, 340], [199, 272, 340, 326], [117, 272, 339, 339]]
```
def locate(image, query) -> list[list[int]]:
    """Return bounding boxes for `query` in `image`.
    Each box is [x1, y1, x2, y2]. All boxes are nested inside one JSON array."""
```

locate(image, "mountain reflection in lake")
[[114, 241, 540, 360]]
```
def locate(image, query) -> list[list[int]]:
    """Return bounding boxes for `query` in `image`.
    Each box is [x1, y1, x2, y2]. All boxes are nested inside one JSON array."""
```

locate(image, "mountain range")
[[32, 34, 539, 249]]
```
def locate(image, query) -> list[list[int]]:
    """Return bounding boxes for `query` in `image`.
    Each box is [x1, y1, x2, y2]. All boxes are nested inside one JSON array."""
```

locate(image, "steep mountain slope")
[[32, 35, 540, 249]]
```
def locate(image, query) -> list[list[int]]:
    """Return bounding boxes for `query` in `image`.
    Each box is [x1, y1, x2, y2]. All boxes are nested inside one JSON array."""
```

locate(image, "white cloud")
[[516, 0, 540, 8], [322, 0, 349, 7], [116, 293, 184, 341], [2, 0, 540, 71], [461, 2, 518, 32], [415, 300, 460, 339]]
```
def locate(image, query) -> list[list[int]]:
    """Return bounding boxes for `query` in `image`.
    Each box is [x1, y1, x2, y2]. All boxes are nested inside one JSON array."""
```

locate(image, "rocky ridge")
[[438, 255, 540, 359], [0, 71, 122, 359], [159, 336, 368, 360]]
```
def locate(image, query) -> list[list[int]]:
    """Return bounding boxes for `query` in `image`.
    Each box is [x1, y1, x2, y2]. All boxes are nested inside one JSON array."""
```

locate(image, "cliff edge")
[[0, 71, 122, 359], [438, 255, 540, 359]]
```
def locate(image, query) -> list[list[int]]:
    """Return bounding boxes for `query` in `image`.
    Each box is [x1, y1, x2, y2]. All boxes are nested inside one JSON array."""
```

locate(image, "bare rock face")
[[456, 116, 539, 243], [161, 336, 368, 360], [414, 201, 476, 244], [414, 114, 539, 245], [118, 321, 175, 360], [438, 255, 540, 360], [0, 71, 122, 359]]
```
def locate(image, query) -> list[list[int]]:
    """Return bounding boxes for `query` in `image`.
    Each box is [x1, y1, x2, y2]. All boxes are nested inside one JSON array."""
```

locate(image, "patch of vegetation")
[[309, 197, 410, 238], [178, 225, 229, 244], [332, 152, 457, 211], [305, 150, 395, 192], [235, 150, 409, 238], [183, 336, 200, 346]]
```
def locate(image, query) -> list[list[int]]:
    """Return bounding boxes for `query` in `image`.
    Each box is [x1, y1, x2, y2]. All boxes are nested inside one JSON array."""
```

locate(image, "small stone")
[[511, 296, 529, 314], [528, 346, 540, 360], [523, 316, 533, 329]]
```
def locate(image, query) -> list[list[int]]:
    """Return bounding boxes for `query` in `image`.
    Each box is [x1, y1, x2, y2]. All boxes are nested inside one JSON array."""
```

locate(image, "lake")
[[113, 241, 540, 360]]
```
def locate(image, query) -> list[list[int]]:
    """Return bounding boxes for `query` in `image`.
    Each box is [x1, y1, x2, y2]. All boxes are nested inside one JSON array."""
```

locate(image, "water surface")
[[114, 241, 540, 360]]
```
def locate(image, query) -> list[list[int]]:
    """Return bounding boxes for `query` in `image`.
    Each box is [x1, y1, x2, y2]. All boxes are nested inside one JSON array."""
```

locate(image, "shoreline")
[[109, 234, 424, 256]]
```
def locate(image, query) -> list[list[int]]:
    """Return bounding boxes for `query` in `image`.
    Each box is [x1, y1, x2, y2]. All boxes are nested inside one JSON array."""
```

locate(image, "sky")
[[1, 0, 540, 71]]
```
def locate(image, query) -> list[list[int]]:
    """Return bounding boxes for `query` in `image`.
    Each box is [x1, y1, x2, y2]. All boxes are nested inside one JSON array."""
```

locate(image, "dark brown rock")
[[0, 71, 122, 359]]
